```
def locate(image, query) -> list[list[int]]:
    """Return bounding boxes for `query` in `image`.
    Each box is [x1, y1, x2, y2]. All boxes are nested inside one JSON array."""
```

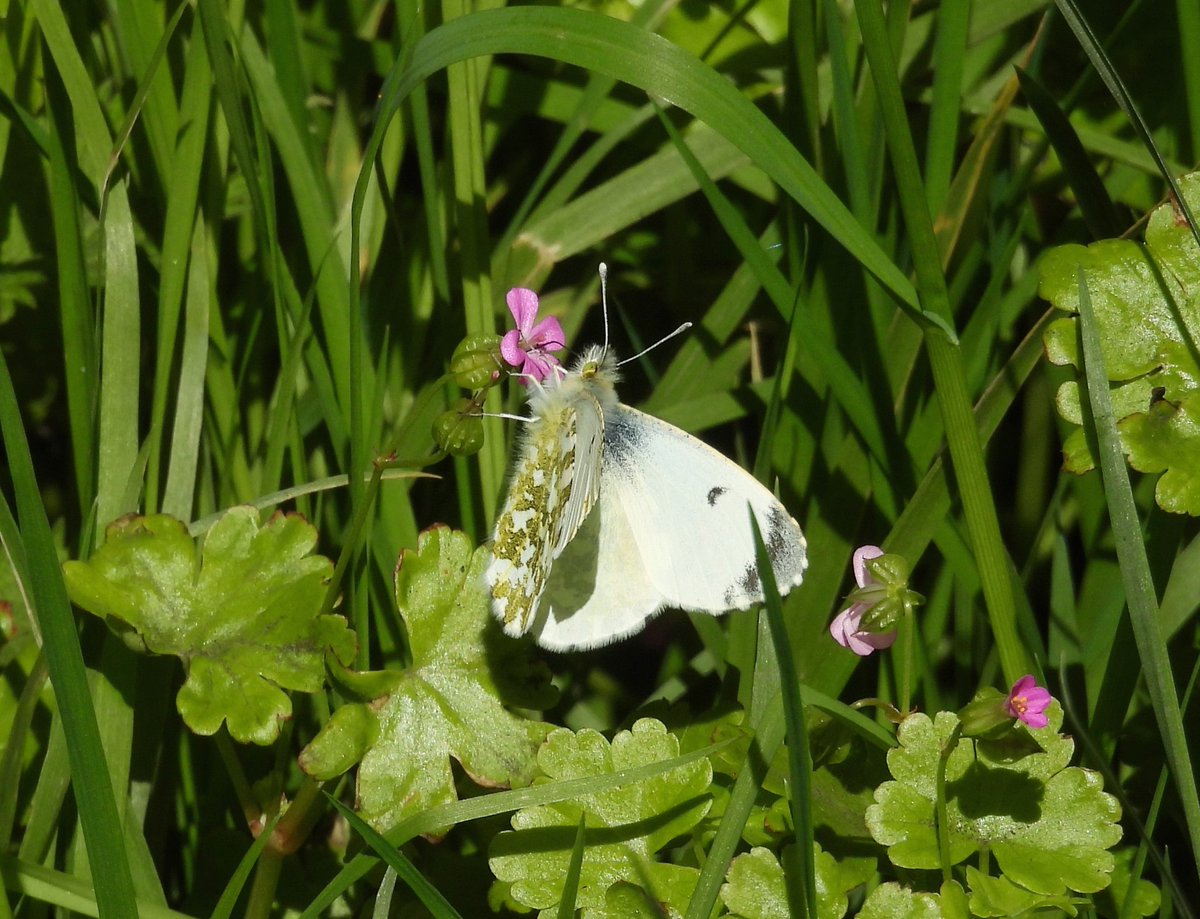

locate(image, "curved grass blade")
[[0, 353, 137, 913], [357, 6, 920, 318], [751, 511, 816, 918], [1014, 66, 1123, 240], [1074, 269, 1200, 882], [326, 795, 462, 918], [298, 739, 731, 919], [1054, 0, 1200, 246]]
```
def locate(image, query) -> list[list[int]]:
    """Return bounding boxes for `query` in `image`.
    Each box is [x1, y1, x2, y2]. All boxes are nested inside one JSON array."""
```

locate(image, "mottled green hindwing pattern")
[[490, 398, 587, 634]]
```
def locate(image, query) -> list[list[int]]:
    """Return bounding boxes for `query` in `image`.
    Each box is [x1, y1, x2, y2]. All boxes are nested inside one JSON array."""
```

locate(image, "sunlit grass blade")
[[0, 351, 137, 913], [855, 0, 1030, 684], [922, 0, 968, 215], [751, 513, 815, 918], [652, 104, 906, 490], [555, 818, 586, 919], [1058, 668, 1196, 919], [298, 739, 732, 919], [1074, 269, 1200, 882], [42, 60, 96, 514], [161, 218, 211, 519], [364, 6, 921, 315], [326, 795, 463, 918], [101, 0, 188, 201], [95, 180, 141, 533], [685, 649, 785, 919]]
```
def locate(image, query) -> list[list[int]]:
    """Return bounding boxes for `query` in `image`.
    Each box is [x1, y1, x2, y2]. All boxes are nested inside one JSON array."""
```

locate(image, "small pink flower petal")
[[520, 349, 560, 383], [528, 316, 565, 351], [506, 288, 540, 333], [830, 604, 896, 657], [852, 545, 884, 588], [500, 329, 525, 369], [1006, 675, 1053, 728]]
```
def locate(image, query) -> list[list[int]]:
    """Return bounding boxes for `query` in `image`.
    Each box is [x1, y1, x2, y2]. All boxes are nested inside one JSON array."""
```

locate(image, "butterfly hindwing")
[[486, 380, 605, 637]]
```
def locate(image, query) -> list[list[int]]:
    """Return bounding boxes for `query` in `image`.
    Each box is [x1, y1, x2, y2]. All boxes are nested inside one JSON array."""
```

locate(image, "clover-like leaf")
[[301, 526, 553, 836], [866, 710, 1121, 897], [1040, 169, 1200, 514], [489, 718, 712, 915], [719, 844, 874, 919], [63, 509, 353, 745]]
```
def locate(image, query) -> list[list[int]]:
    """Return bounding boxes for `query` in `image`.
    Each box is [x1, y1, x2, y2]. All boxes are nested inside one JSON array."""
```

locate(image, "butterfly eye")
[[581, 361, 599, 379]]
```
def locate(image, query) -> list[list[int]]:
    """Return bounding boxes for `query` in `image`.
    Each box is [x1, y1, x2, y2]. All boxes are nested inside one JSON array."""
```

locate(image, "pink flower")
[[829, 545, 898, 656], [1005, 675, 1052, 729], [500, 288, 565, 384]]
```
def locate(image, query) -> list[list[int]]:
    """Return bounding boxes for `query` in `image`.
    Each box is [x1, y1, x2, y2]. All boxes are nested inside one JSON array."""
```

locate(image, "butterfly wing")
[[486, 385, 605, 637], [531, 404, 807, 650]]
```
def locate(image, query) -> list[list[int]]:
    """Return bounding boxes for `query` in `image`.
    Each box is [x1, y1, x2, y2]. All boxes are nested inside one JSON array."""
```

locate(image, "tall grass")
[[0, 0, 1196, 914]]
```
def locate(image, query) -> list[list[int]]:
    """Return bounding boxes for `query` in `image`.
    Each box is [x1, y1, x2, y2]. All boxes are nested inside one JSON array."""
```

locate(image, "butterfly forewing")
[[603, 404, 807, 610], [487, 384, 605, 636]]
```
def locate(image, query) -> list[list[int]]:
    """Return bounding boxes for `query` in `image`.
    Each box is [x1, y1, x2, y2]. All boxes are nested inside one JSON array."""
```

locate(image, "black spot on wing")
[[707, 486, 727, 506]]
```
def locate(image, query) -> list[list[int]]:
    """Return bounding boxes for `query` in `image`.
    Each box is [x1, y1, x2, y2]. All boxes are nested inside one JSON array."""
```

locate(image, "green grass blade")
[[441, 0, 503, 523], [752, 514, 816, 918], [685, 655, 785, 919], [855, 0, 1029, 684], [299, 740, 731, 918], [41, 56, 95, 514], [208, 813, 278, 919], [922, 0, 968, 215], [327, 794, 463, 917], [1179, 0, 1200, 160], [95, 180, 141, 533], [652, 104, 904, 487], [555, 818, 587, 919], [369, 6, 921, 315], [0, 351, 137, 913], [1014, 66, 1123, 239], [146, 21, 211, 513], [161, 217, 210, 519], [102, 0, 187, 201], [1054, 0, 1200, 246], [1074, 269, 1200, 880]]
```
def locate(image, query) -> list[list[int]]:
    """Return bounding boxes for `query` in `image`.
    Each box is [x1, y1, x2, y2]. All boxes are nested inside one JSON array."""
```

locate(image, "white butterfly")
[[485, 294, 808, 651]]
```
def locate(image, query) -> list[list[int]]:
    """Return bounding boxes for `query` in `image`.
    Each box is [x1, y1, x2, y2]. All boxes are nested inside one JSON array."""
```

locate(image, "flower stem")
[[897, 609, 913, 715], [935, 723, 963, 884]]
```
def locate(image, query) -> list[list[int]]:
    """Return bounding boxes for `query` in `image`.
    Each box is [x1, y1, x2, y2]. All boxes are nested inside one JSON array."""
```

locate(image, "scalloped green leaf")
[[584, 881, 679, 919], [301, 526, 553, 835], [1039, 170, 1200, 515], [865, 709, 1121, 896], [857, 882, 947, 919], [489, 718, 712, 915], [62, 508, 353, 745], [1119, 393, 1200, 514], [719, 844, 875, 919], [965, 867, 1077, 917], [1092, 848, 1161, 917]]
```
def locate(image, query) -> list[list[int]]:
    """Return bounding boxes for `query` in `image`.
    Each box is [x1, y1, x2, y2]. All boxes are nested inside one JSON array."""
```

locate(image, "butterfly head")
[[575, 344, 618, 382]]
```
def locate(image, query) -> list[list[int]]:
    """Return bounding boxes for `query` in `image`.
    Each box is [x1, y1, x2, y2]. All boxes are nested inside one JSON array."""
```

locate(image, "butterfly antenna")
[[617, 321, 693, 366], [599, 262, 611, 355]]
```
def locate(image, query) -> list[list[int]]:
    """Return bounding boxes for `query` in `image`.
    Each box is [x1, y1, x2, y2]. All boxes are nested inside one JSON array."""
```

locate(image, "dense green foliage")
[[1, 0, 1198, 915]]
